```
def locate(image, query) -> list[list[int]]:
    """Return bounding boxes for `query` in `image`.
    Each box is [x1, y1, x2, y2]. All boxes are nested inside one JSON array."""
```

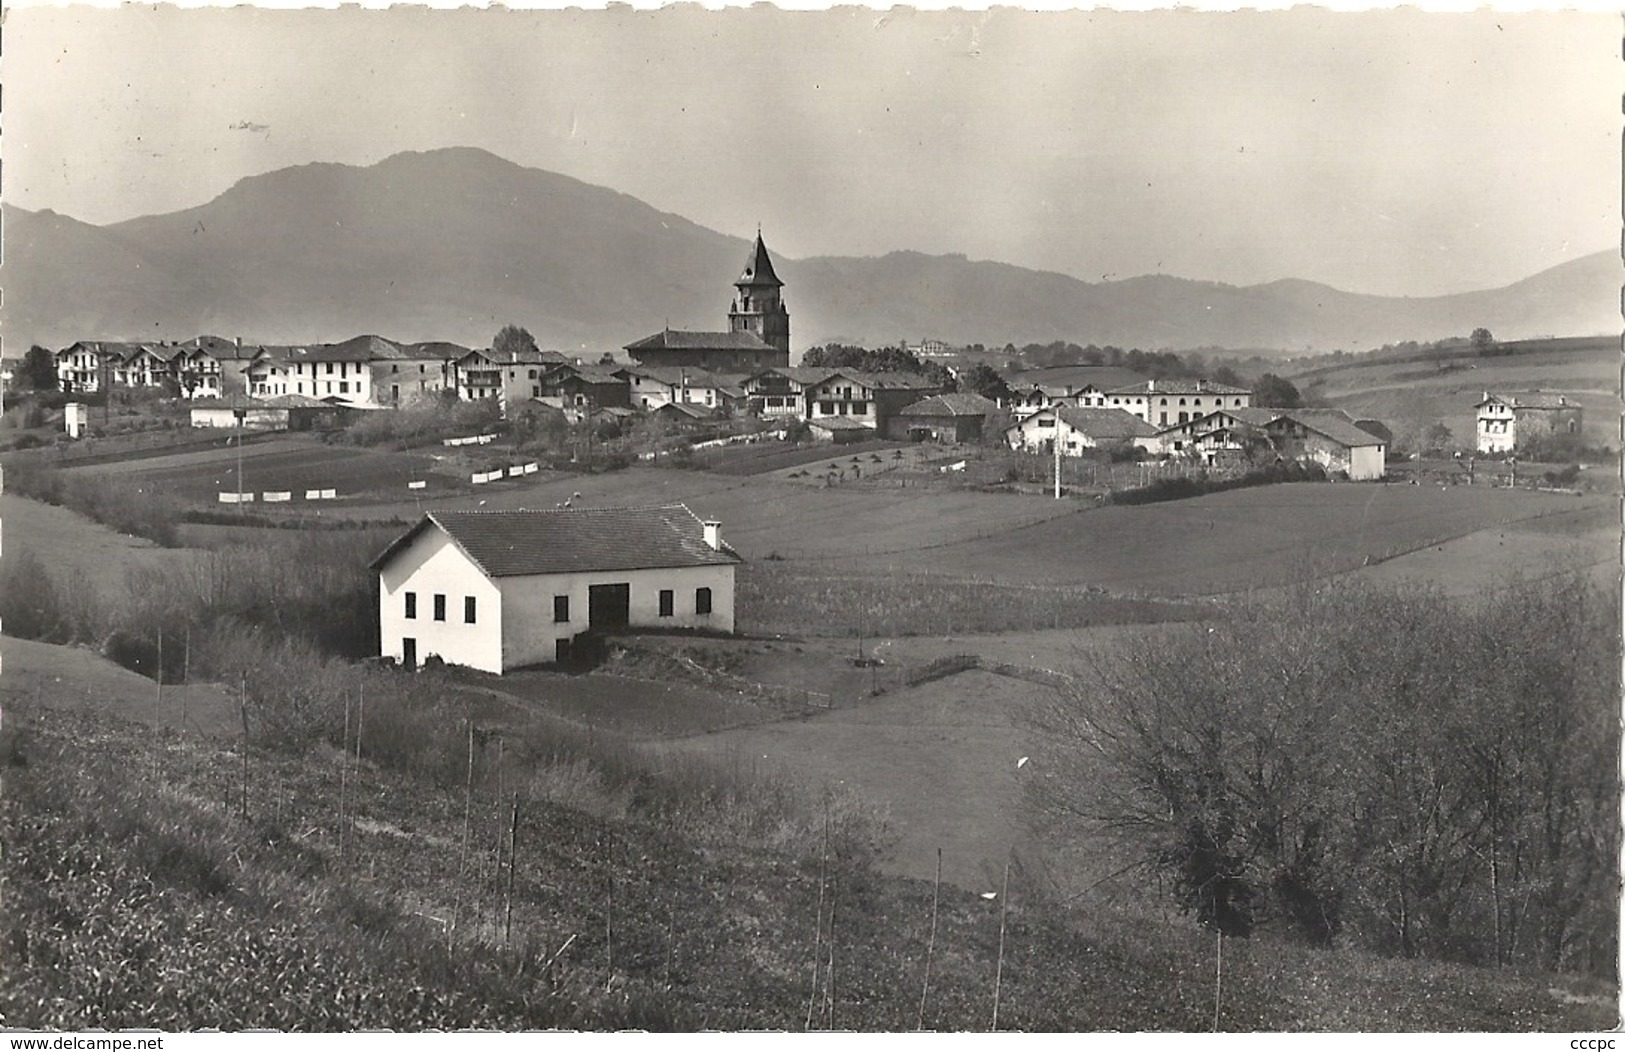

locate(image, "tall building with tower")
[[625, 231, 791, 372]]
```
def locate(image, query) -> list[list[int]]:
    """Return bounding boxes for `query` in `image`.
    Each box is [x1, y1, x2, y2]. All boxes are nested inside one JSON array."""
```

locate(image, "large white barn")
[[371, 504, 740, 674]]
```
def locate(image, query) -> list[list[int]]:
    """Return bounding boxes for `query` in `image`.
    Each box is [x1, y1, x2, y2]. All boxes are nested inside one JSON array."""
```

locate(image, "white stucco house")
[[371, 504, 741, 674]]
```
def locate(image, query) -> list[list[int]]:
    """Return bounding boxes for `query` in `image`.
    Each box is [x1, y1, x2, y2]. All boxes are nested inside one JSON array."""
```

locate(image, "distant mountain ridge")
[[2, 147, 1617, 356]]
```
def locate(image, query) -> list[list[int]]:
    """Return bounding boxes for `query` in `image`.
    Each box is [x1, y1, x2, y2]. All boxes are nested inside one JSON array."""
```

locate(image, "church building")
[[624, 232, 791, 372]]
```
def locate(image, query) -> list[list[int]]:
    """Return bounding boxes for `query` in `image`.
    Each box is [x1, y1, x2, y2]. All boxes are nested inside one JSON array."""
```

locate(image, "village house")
[[887, 392, 1003, 443], [171, 336, 262, 399], [1101, 378, 1252, 428], [624, 232, 791, 373], [1260, 410, 1388, 480], [742, 366, 837, 419], [803, 369, 941, 435], [1475, 392, 1583, 454], [364, 338, 464, 405], [449, 346, 573, 406], [247, 341, 382, 403], [537, 362, 632, 414], [1151, 407, 1285, 458], [55, 342, 119, 393], [111, 344, 183, 389], [1003, 366, 1150, 412], [1155, 406, 1388, 479], [623, 366, 747, 413], [1005, 405, 1160, 455], [372, 505, 740, 674]]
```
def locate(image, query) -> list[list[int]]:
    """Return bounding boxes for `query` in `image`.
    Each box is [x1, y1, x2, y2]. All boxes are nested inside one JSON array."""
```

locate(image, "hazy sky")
[[5, 6, 1618, 296]]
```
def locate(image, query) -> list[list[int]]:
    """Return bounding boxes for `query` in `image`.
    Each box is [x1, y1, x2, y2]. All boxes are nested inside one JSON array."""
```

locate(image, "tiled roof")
[[256, 342, 376, 364], [191, 393, 334, 410], [629, 366, 751, 388], [560, 366, 627, 386], [1225, 407, 1290, 427], [808, 416, 875, 431], [897, 392, 1002, 418], [812, 369, 941, 392], [1055, 406, 1158, 438], [1012, 366, 1148, 393], [750, 366, 838, 385], [625, 330, 776, 352], [454, 346, 562, 366], [1105, 378, 1251, 397], [402, 341, 473, 360], [372, 504, 742, 578], [736, 232, 784, 288], [328, 335, 405, 360], [1477, 391, 1576, 410], [1274, 409, 1386, 448], [653, 402, 716, 420]]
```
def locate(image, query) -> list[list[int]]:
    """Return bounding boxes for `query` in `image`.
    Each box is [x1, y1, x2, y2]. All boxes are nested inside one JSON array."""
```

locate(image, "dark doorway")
[[402, 637, 417, 669], [588, 583, 631, 629]]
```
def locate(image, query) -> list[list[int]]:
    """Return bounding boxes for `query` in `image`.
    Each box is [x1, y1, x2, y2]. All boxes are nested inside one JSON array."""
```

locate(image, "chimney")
[[235, 335, 243, 349], [1147, 379, 1155, 392], [703, 521, 722, 551]]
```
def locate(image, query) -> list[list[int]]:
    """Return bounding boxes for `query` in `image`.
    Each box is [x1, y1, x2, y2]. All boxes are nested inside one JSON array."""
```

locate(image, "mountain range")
[[3, 147, 1617, 358]]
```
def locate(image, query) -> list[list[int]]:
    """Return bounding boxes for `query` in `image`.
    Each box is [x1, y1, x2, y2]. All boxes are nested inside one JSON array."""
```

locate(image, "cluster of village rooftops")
[[51, 233, 1575, 475]]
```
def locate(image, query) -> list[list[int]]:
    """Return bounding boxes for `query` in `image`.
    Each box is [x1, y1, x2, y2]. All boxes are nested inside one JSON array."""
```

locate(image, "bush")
[[0, 550, 69, 643], [1108, 460, 1326, 505], [1027, 575, 1619, 970]]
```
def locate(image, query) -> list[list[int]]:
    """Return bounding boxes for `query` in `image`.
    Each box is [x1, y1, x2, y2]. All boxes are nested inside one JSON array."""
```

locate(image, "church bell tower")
[[729, 230, 790, 358]]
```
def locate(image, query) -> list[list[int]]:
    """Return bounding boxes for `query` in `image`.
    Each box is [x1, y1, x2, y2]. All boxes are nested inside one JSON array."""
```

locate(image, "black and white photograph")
[[0, 2, 1619, 1036]]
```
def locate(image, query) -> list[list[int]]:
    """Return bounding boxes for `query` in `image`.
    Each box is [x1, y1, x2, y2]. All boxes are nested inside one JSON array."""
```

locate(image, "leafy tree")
[[18, 345, 58, 391], [1423, 420, 1455, 453], [1025, 576, 1618, 968], [1212, 365, 1245, 388], [1252, 373, 1302, 408], [1471, 327, 1496, 355], [958, 362, 1012, 402], [493, 324, 538, 357]]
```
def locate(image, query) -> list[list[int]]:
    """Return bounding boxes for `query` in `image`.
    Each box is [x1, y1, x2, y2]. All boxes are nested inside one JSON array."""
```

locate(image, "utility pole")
[[1053, 432, 1062, 500]]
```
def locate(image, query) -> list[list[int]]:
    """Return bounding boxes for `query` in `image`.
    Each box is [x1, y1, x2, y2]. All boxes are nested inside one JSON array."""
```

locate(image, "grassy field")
[[1286, 336, 1619, 449], [843, 483, 1603, 593], [65, 437, 469, 501], [5, 647, 1613, 1031]]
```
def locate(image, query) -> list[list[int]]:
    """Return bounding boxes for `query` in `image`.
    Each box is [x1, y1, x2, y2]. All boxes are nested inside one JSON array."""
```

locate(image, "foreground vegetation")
[[3, 695, 1614, 1031], [1028, 574, 1619, 974]]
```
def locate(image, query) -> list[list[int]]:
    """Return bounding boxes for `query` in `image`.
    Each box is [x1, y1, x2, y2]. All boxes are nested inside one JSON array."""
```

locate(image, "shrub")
[[0, 550, 69, 643], [1028, 575, 1619, 969]]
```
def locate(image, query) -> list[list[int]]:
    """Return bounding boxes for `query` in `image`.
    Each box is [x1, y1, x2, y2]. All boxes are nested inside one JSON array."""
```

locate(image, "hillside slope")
[[3, 148, 1617, 353]]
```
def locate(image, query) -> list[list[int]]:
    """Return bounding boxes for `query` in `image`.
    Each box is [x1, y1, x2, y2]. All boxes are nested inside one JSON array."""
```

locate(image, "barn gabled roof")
[[370, 504, 742, 578], [897, 392, 1002, 418]]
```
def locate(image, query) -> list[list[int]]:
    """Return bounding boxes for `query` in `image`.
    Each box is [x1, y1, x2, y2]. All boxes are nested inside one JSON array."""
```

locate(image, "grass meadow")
[[4, 677, 1613, 1031], [3, 446, 1618, 1030]]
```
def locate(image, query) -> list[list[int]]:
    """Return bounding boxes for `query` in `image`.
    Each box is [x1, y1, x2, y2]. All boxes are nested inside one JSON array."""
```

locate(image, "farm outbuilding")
[[807, 416, 875, 444], [371, 504, 741, 675], [190, 393, 359, 431], [888, 392, 1002, 443], [1262, 410, 1388, 480]]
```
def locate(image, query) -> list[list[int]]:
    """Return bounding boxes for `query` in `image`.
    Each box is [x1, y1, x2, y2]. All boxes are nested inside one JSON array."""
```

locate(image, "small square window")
[[404, 592, 417, 619], [659, 589, 674, 617], [464, 596, 477, 624], [554, 595, 569, 623], [433, 594, 447, 622]]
